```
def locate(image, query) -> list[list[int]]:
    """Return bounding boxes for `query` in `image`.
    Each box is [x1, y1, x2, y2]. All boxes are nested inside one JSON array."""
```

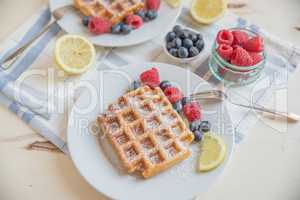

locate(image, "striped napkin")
[[0, 5, 299, 154]]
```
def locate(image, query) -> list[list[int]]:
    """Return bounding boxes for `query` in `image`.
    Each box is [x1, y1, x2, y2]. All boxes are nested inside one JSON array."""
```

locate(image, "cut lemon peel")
[[190, 0, 227, 24], [165, 0, 182, 8], [197, 133, 227, 172], [54, 34, 96, 75]]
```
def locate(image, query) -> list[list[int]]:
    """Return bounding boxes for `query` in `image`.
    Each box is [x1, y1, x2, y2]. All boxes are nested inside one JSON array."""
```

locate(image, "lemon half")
[[54, 34, 96, 75], [165, 0, 182, 8], [190, 0, 227, 24], [198, 133, 227, 172]]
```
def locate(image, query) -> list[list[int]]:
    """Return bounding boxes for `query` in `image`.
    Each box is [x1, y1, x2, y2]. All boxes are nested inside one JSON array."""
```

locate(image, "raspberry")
[[125, 15, 144, 29], [88, 17, 112, 35], [140, 67, 160, 87], [164, 87, 183, 104], [243, 36, 264, 52], [232, 44, 240, 50], [217, 44, 233, 61], [146, 0, 161, 11], [183, 102, 201, 122], [232, 30, 249, 46], [218, 67, 228, 76], [230, 46, 253, 66], [216, 30, 234, 45], [249, 52, 263, 65]]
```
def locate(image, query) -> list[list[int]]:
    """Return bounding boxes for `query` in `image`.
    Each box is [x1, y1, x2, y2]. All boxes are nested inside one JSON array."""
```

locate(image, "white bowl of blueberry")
[[164, 25, 205, 63]]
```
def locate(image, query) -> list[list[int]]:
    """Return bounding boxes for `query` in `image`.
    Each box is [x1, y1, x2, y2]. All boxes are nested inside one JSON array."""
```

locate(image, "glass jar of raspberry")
[[208, 28, 266, 86]]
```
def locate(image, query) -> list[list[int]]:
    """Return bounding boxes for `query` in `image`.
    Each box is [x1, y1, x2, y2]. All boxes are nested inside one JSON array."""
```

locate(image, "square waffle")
[[97, 86, 194, 178], [74, 0, 145, 25]]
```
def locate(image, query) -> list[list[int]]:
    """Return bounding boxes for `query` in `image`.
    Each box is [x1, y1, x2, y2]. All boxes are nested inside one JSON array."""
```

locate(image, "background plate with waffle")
[[49, 0, 182, 47], [74, 0, 145, 25], [67, 62, 234, 200]]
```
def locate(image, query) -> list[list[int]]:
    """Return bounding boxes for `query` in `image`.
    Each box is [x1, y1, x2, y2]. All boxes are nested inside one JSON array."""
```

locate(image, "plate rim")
[[67, 62, 235, 200]]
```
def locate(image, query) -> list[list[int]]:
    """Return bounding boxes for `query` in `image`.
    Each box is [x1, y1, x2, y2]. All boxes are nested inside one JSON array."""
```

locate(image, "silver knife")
[[2, 5, 75, 69]]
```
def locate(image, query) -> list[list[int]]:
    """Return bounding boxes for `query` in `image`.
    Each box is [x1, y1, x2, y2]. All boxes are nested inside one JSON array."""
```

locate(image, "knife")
[[2, 5, 75, 69]]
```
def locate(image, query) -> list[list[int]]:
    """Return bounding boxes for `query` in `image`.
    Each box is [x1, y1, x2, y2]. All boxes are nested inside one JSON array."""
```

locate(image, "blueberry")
[[111, 23, 122, 34], [183, 39, 193, 48], [166, 31, 176, 42], [195, 39, 205, 52], [193, 130, 203, 142], [175, 29, 184, 37], [167, 42, 175, 50], [152, 12, 158, 19], [130, 80, 141, 90], [159, 80, 172, 91], [173, 100, 183, 112], [199, 121, 211, 132], [174, 38, 182, 48], [143, 17, 151, 22], [168, 39, 176, 49], [181, 97, 190, 106], [178, 47, 189, 58], [169, 48, 178, 57], [189, 46, 200, 57], [82, 16, 90, 27], [136, 10, 146, 20], [179, 31, 189, 39], [121, 24, 132, 34], [196, 33, 203, 40], [173, 25, 182, 34], [146, 10, 158, 20], [188, 33, 198, 42], [189, 120, 201, 132]]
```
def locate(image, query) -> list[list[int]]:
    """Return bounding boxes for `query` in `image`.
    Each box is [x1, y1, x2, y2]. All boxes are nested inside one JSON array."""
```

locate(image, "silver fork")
[[191, 90, 299, 122], [1, 5, 75, 69]]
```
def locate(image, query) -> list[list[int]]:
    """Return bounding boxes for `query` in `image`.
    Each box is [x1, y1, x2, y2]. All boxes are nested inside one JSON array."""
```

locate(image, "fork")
[[1, 5, 74, 69], [190, 90, 299, 122]]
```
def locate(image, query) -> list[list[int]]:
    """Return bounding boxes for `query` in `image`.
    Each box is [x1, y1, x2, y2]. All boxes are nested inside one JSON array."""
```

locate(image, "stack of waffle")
[[98, 86, 194, 178]]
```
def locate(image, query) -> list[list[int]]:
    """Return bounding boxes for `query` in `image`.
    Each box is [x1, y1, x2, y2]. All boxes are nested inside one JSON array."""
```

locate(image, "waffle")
[[74, 0, 145, 25], [97, 86, 194, 178]]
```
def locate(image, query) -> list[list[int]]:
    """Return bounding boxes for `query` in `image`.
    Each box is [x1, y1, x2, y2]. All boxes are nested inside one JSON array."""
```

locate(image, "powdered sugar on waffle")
[[97, 86, 194, 178], [168, 145, 199, 179], [161, 112, 177, 125]]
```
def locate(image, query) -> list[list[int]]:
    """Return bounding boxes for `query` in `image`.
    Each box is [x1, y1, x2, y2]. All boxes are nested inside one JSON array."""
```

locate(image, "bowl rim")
[[208, 58, 262, 86], [163, 26, 204, 62], [212, 27, 266, 71], [212, 51, 265, 75]]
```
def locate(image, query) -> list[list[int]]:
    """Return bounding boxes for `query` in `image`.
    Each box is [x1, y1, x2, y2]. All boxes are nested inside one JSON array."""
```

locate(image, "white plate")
[[67, 63, 234, 200], [49, 0, 182, 47]]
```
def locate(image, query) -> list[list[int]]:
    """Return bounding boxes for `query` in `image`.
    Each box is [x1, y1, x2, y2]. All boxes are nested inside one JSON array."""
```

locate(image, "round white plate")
[[67, 62, 234, 200], [49, 0, 182, 47]]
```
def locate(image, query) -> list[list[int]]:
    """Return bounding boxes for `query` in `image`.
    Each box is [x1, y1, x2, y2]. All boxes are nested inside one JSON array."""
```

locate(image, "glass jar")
[[208, 28, 266, 86]]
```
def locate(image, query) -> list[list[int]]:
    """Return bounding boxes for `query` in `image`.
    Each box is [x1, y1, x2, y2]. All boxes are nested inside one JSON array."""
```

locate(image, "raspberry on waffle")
[[97, 86, 194, 178], [74, 0, 145, 25]]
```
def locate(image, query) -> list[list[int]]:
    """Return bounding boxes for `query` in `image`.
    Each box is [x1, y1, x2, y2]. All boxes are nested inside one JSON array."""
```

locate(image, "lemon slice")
[[54, 34, 96, 75], [190, 0, 227, 24], [198, 133, 226, 172], [165, 0, 182, 8]]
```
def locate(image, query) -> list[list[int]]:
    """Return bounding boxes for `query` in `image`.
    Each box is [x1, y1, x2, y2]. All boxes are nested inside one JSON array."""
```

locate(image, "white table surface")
[[0, 0, 300, 200]]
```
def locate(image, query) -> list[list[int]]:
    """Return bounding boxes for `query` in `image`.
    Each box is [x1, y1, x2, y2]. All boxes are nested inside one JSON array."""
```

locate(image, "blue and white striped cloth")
[[0, 6, 299, 153], [0, 8, 68, 153]]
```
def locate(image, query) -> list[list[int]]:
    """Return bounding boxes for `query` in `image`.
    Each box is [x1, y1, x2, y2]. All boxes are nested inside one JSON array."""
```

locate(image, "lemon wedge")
[[190, 0, 227, 24], [165, 0, 182, 8], [198, 133, 227, 172], [54, 34, 96, 75]]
